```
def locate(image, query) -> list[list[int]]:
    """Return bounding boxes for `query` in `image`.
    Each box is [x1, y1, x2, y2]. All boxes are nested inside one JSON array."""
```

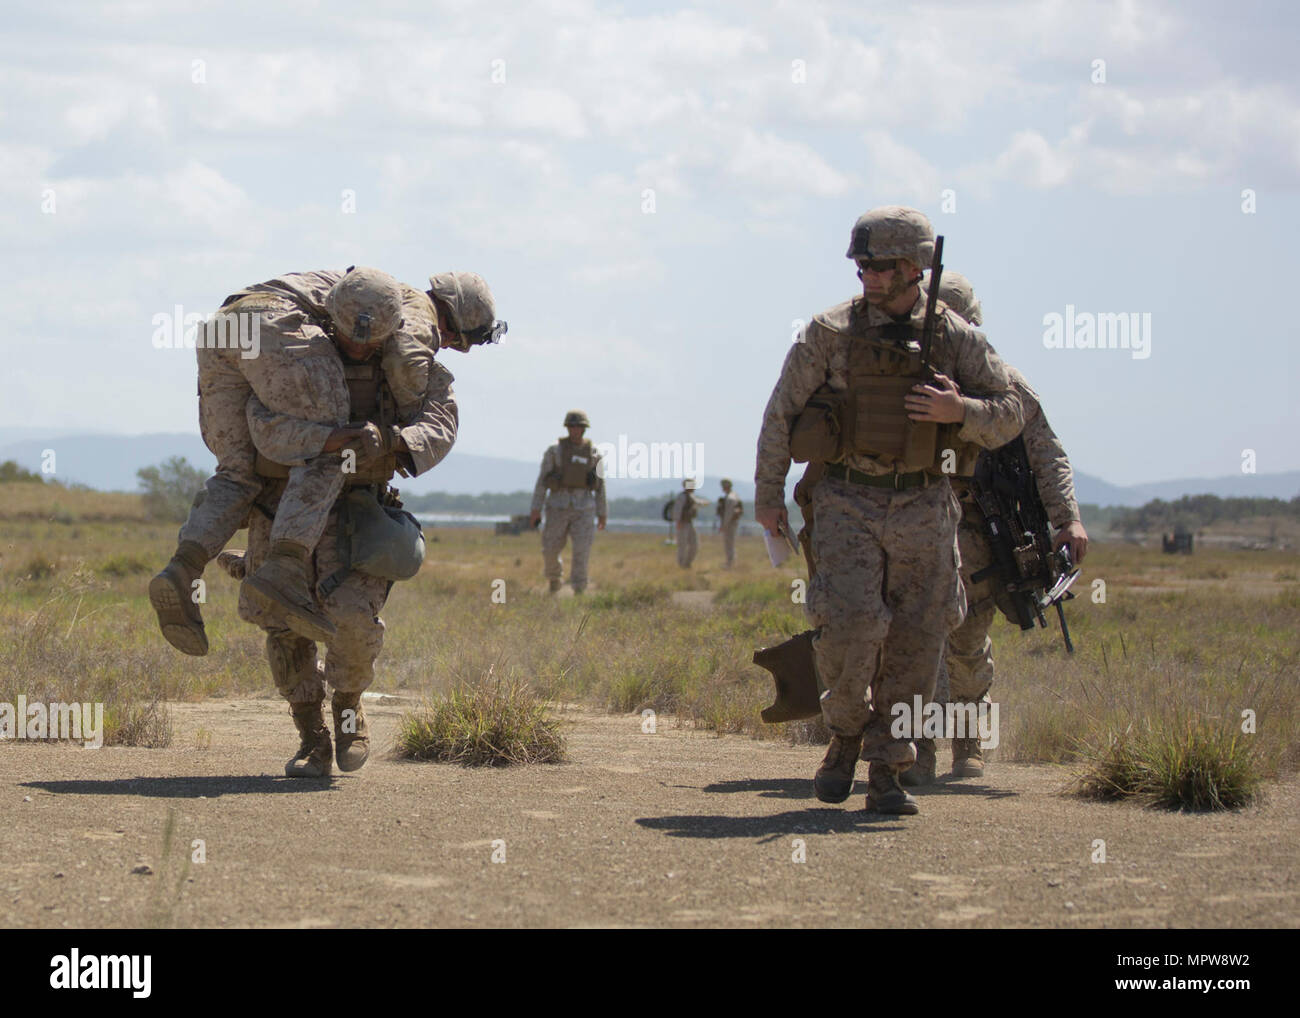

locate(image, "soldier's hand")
[[529, 510, 542, 529], [905, 373, 965, 423], [597, 515, 607, 531], [756, 506, 788, 537], [1054, 520, 1089, 564], [323, 425, 366, 453], [351, 422, 388, 465]]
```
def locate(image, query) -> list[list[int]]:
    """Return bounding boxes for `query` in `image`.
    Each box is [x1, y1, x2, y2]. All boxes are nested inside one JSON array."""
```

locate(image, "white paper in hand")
[[765, 531, 791, 568]]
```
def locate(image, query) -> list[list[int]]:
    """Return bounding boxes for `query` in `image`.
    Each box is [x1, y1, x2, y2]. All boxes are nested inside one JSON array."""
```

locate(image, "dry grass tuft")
[[393, 678, 566, 766]]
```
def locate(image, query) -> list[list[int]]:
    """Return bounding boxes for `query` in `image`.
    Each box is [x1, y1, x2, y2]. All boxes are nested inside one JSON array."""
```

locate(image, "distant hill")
[[1, 430, 1297, 507]]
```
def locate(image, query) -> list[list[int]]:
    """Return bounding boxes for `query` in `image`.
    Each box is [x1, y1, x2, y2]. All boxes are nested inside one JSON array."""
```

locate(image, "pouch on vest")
[[349, 489, 424, 580], [934, 424, 982, 478], [318, 489, 425, 597], [789, 386, 844, 464], [841, 374, 938, 470]]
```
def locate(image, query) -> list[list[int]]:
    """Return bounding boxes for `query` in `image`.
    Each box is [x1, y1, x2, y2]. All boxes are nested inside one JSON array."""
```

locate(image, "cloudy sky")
[[2, 0, 1297, 487]]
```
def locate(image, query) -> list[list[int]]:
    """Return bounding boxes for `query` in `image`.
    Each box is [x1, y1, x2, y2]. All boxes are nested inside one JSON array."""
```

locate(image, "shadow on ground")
[[915, 777, 1019, 800], [699, 776, 1019, 802], [637, 808, 906, 839], [22, 776, 340, 798]]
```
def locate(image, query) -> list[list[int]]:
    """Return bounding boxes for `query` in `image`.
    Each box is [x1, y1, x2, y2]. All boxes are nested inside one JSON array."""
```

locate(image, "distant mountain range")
[[1, 429, 1297, 508]]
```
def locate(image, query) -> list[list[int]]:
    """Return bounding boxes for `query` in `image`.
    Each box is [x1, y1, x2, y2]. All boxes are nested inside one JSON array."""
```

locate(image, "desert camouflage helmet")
[[846, 206, 935, 268], [428, 271, 499, 335], [564, 410, 590, 428], [683, 478, 699, 490], [325, 266, 404, 344], [933, 270, 983, 326]]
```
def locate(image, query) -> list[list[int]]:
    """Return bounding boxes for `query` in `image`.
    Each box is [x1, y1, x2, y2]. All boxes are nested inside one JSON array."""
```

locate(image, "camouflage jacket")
[[530, 442, 608, 517], [225, 271, 454, 476], [1004, 367, 1080, 528], [672, 491, 708, 526], [754, 291, 1024, 510]]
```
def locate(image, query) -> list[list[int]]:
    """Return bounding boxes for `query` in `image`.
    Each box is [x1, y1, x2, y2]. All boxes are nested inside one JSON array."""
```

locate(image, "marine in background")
[[530, 410, 607, 594], [673, 478, 709, 568], [716, 478, 744, 568]]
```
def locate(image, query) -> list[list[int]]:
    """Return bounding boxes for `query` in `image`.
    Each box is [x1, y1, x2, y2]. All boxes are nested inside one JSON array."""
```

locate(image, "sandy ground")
[[1, 697, 1295, 929]]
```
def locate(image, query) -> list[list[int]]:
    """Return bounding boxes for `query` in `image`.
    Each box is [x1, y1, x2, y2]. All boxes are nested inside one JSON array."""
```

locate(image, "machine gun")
[[968, 435, 1081, 652]]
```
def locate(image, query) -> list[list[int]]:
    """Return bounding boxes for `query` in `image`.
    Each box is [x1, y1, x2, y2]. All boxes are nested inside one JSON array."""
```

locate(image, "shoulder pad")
[[810, 299, 860, 335]]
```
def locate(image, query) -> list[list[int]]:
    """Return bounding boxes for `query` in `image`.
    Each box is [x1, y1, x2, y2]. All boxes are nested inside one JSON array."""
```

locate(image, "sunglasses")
[[856, 259, 901, 274], [460, 319, 508, 346]]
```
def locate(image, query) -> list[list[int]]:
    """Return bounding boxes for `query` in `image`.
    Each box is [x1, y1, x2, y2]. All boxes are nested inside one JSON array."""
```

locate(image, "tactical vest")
[[842, 317, 939, 471], [790, 302, 946, 473], [680, 494, 698, 523], [255, 356, 398, 486], [547, 438, 597, 490]]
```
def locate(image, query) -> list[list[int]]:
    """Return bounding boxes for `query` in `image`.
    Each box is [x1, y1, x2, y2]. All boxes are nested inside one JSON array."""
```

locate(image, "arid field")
[[2, 480, 1296, 784], [1, 481, 1297, 928]]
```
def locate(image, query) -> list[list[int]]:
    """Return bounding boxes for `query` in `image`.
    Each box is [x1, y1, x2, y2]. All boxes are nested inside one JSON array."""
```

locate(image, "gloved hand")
[[350, 422, 388, 466]]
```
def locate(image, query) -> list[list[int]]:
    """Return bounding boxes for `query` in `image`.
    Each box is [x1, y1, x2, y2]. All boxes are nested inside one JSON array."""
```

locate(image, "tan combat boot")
[[865, 762, 920, 815], [331, 691, 370, 772], [242, 540, 338, 643], [814, 733, 863, 803], [951, 737, 985, 778], [285, 701, 333, 778], [899, 737, 937, 788], [148, 540, 210, 656]]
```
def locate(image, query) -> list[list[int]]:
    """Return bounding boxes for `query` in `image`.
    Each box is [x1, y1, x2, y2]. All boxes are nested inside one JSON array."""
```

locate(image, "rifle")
[[918, 235, 944, 375], [968, 435, 1081, 652]]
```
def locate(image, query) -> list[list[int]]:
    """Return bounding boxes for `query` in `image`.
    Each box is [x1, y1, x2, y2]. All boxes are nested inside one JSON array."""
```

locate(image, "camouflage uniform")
[[755, 285, 1023, 773], [939, 369, 1079, 704], [717, 482, 744, 568], [673, 486, 707, 568], [237, 345, 457, 704], [179, 271, 436, 558], [531, 434, 607, 593]]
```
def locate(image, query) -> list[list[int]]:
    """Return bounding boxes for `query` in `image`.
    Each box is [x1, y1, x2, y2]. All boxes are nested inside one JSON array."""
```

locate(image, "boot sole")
[[866, 795, 920, 815], [149, 573, 208, 656], [336, 747, 369, 773], [243, 576, 338, 643], [952, 763, 985, 778], [814, 778, 854, 804], [284, 763, 333, 778]]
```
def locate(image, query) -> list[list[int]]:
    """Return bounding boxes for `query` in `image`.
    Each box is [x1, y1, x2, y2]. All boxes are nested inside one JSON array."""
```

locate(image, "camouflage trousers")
[[676, 521, 699, 568], [935, 494, 996, 708], [237, 479, 389, 704], [721, 518, 739, 567], [542, 505, 597, 591], [177, 335, 348, 559], [807, 475, 966, 768]]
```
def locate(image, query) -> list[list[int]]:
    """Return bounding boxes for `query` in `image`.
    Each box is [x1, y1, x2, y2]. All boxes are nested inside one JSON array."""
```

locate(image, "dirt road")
[[2, 698, 1295, 928]]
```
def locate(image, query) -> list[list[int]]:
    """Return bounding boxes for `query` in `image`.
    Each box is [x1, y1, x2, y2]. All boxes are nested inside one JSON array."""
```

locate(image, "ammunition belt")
[[825, 463, 930, 490]]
